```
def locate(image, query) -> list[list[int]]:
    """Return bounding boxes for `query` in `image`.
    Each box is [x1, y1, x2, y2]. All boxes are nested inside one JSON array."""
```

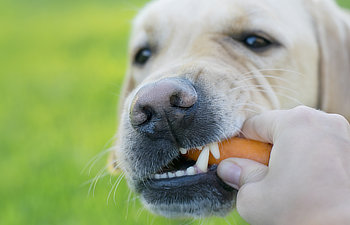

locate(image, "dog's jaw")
[[140, 172, 238, 218]]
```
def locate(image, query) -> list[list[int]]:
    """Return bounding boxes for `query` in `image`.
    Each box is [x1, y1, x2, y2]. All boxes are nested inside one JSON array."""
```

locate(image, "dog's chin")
[[135, 165, 237, 218]]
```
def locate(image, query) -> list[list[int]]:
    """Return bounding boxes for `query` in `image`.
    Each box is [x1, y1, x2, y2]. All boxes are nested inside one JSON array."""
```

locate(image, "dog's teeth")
[[155, 174, 161, 179], [195, 146, 209, 172], [186, 166, 195, 176], [175, 170, 185, 177], [168, 172, 175, 178], [180, 148, 187, 154], [209, 142, 220, 159], [160, 173, 168, 179]]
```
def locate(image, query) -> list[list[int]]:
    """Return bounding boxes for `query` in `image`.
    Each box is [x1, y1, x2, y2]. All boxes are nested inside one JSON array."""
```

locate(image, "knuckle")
[[283, 106, 320, 124], [285, 107, 350, 135], [328, 114, 349, 126], [327, 113, 350, 132], [290, 105, 318, 117]]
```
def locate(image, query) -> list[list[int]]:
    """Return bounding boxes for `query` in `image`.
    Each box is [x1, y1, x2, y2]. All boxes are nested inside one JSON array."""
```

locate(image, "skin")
[[113, 0, 350, 218], [218, 106, 350, 225]]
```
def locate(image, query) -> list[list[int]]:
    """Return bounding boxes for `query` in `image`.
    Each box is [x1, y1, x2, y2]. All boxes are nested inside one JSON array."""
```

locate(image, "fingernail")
[[217, 160, 241, 189]]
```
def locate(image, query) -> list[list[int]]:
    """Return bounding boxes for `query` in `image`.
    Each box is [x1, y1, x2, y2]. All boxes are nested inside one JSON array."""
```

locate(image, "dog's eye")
[[134, 47, 152, 65], [243, 35, 272, 50]]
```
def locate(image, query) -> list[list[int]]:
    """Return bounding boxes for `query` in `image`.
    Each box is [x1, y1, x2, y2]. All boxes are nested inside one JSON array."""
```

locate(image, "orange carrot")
[[185, 137, 272, 166]]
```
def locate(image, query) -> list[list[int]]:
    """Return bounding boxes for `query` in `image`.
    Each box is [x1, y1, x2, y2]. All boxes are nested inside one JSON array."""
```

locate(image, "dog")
[[110, 0, 350, 218]]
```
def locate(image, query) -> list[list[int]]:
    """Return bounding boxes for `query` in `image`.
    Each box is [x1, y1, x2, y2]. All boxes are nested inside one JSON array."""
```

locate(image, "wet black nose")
[[129, 78, 197, 137]]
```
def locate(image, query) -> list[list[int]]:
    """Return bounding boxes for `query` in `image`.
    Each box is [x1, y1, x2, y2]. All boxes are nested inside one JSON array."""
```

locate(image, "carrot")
[[185, 137, 272, 166]]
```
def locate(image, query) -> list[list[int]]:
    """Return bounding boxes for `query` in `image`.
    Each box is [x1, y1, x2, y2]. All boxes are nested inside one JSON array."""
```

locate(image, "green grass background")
[[1, 0, 349, 224]]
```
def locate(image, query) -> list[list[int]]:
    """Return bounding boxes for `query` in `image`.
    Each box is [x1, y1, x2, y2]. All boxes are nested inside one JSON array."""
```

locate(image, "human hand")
[[217, 106, 350, 225]]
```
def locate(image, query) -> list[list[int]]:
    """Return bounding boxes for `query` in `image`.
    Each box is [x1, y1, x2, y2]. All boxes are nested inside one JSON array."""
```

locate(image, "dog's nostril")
[[129, 78, 198, 131], [129, 104, 153, 126], [170, 91, 197, 108]]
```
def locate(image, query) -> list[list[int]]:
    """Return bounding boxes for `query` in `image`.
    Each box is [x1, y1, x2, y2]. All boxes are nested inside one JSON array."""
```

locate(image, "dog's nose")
[[129, 78, 197, 136]]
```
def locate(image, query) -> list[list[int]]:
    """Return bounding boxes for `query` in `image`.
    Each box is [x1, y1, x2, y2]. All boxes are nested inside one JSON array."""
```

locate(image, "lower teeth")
[[154, 166, 199, 179]]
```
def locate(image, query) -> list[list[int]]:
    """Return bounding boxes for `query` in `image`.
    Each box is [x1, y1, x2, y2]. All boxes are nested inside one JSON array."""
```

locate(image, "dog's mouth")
[[150, 142, 221, 181], [136, 141, 236, 218]]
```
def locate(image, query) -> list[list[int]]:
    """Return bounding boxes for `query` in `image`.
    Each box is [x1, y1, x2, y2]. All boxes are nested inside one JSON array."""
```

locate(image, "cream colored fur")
[[112, 0, 350, 170], [110, 0, 350, 216]]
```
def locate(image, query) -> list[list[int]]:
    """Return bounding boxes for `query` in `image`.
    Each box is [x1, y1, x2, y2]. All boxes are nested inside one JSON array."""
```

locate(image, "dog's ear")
[[307, 0, 350, 119]]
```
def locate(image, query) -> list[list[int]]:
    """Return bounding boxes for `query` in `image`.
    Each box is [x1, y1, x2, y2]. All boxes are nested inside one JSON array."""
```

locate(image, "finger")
[[217, 158, 268, 189], [242, 106, 332, 144], [241, 109, 284, 144]]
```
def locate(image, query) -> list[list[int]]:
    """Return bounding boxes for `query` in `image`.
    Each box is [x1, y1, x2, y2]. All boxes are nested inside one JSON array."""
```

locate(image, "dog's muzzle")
[[121, 77, 238, 217]]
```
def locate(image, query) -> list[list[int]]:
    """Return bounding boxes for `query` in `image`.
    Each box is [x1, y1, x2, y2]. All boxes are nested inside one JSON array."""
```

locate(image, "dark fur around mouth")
[[120, 80, 239, 217], [137, 165, 237, 218]]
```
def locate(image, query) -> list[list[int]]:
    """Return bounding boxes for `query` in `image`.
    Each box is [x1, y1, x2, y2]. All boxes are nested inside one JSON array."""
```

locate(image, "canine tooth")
[[155, 174, 160, 179], [180, 148, 187, 154], [175, 170, 185, 177], [209, 142, 220, 159], [160, 173, 168, 179], [195, 146, 209, 172], [186, 166, 195, 176], [168, 172, 175, 178]]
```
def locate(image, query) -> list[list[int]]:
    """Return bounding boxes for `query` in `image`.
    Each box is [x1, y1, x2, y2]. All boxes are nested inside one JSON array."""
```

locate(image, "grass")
[[0, 0, 349, 224]]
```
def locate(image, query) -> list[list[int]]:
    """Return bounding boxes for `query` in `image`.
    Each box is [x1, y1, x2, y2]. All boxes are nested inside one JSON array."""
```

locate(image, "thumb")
[[217, 158, 268, 189]]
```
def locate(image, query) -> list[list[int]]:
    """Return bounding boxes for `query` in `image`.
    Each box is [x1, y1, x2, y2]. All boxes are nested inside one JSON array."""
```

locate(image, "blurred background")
[[1, 0, 349, 224]]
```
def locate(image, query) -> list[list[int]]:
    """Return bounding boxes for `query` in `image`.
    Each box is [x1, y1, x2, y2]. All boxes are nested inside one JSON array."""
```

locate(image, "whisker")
[[136, 205, 146, 219], [107, 176, 120, 205], [230, 123, 249, 138], [106, 172, 125, 205], [81, 172, 107, 188], [88, 168, 109, 197], [237, 74, 297, 86], [125, 189, 133, 220], [240, 68, 303, 77], [87, 159, 122, 197], [230, 84, 299, 96], [113, 173, 126, 204], [239, 108, 260, 114], [224, 217, 234, 225], [81, 135, 117, 176], [250, 89, 303, 105], [88, 145, 117, 176], [234, 102, 267, 111], [150, 213, 158, 225], [216, 124, 231, 142]]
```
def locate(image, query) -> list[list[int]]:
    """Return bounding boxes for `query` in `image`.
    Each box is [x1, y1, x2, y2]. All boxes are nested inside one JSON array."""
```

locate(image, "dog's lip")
[[137, 164, 236, 218], [140, 164, 229, 190]]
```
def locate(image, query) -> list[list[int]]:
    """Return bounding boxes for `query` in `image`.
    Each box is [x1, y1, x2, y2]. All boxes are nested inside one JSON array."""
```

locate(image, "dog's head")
[[112, 0, 350, 218]]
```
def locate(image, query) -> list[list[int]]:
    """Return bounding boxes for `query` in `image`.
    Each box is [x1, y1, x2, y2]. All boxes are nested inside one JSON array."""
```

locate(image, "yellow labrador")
[[111, 0, 350, 218]]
